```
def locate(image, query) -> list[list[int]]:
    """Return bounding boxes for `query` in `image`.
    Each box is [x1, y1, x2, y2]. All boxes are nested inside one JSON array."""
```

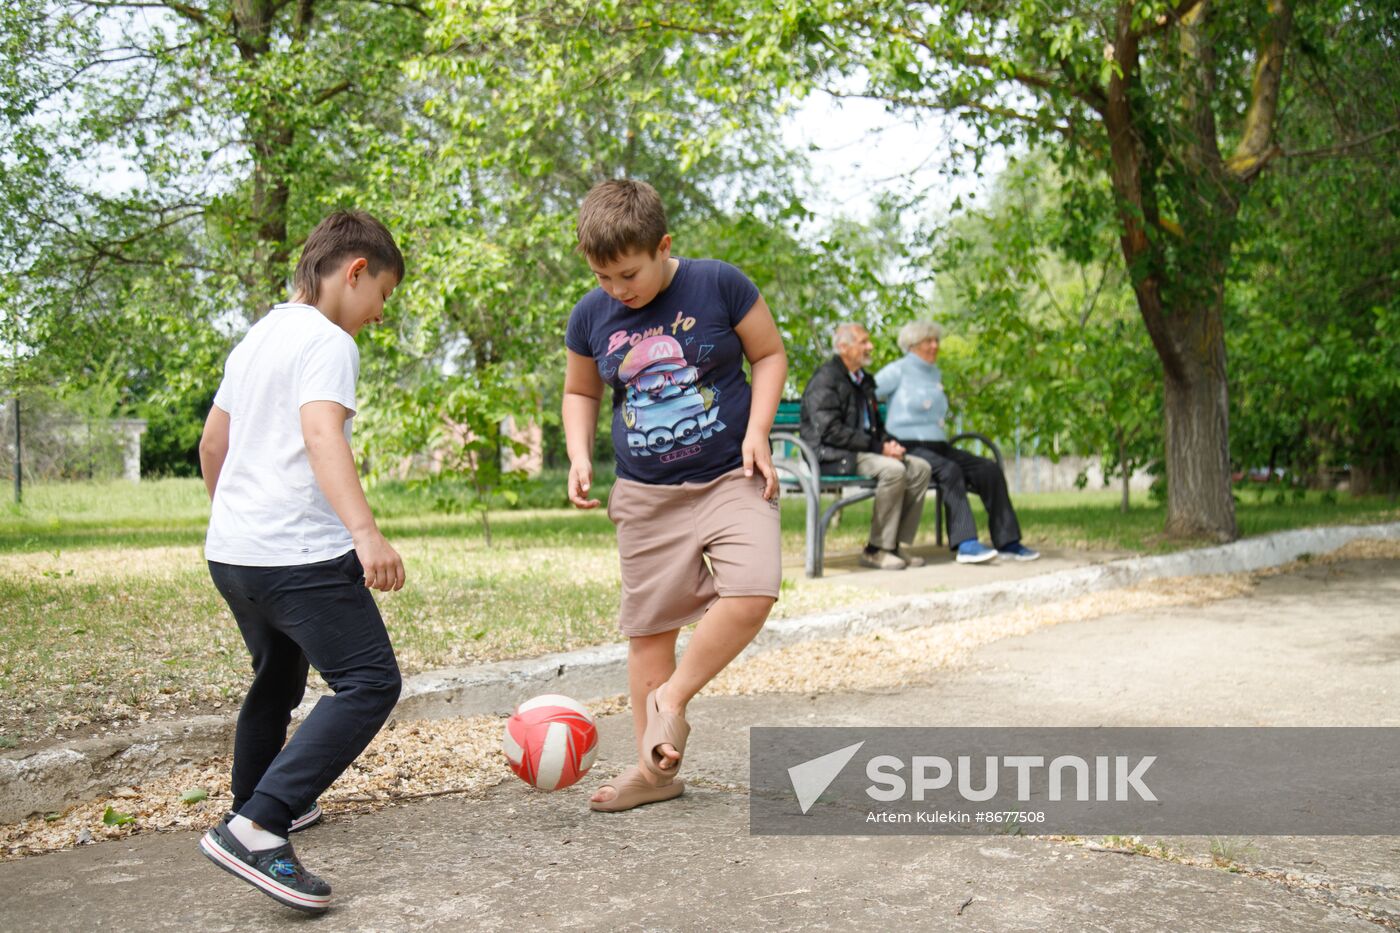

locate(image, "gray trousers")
[[855, 452, 932, 551]]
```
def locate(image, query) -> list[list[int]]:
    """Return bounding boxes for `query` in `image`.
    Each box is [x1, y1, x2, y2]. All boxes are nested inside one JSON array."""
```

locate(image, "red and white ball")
[[502, 694, 599, 791]]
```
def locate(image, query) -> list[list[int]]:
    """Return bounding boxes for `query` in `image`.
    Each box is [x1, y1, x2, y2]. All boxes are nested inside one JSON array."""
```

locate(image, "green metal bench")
[[770, 399, 1003, 577]]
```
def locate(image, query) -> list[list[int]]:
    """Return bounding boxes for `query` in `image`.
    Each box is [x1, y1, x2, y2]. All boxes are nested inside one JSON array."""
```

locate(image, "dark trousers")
[[208, 550, 401, 838], [900, 440, 1023, 550]]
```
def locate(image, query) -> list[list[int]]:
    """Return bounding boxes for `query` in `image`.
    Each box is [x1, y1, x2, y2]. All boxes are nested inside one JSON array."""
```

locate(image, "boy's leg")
[[591, 597, 773, 803], [239, 551, 401, 838], [659, 470, 781, 754], [208, 562, 311, 813], [663, 594, 773, 710], [638, 596, 772, 774], [626, 629, 679, 771]]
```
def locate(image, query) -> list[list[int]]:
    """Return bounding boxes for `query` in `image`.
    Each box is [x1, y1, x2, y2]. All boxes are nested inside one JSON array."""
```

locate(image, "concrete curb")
[[3, 520, 1397, 822]]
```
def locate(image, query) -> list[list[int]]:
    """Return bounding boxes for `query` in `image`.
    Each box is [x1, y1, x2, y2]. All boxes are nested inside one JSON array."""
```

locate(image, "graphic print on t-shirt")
[[567, 257, 758, 485], [615, 332, 724, 463]]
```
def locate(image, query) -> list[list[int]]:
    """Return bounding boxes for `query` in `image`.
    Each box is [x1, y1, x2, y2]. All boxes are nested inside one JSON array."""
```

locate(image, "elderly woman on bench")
[[874, 320, 1039, 564]]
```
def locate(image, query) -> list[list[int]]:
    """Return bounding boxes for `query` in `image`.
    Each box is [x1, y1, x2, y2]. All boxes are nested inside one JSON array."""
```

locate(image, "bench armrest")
[[771, 429, 822, 482], [949, 432, 1004, 470]]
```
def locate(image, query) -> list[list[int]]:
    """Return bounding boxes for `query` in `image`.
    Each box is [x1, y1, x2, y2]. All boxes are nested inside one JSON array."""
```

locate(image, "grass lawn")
[[1, 475, 1395, 748]]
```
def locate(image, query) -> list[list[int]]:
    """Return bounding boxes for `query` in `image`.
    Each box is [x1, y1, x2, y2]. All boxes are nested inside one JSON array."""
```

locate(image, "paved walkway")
[[2, 555, 1397, 930], [803, 544, 1134, 596]]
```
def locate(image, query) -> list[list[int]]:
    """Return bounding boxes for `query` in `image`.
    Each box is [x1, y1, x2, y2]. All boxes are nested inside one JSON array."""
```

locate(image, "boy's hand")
[[743, 433, 779, 500], [568, 459, 600, 509], [354, 530, 406, 591]]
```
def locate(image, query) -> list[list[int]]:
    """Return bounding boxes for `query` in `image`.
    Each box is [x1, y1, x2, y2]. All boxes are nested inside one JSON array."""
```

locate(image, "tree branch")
[[1282, 122, 1400, 161], [355, 0, 428, 17], [825, 89, 1070, 134], [74, 0, 210, 25], [1225, 0, 1293, 182], [874, 20, 1107, 116], [312, 80, 352, 104], [1133, 0, 1206, 40]]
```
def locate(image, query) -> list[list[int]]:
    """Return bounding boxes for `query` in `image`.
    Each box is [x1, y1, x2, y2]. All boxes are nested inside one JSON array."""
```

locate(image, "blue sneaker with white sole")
[[955, 540, 998, 564], [998, 542, 1041, 562]]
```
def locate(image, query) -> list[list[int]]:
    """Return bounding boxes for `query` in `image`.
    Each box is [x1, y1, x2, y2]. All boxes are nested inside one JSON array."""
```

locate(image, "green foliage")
[[1227, 4, 1400, 492], [372, 365, 548, 545], [913, 156, 1160, 506], [2, 0, 424, 471], [8, 0, 1394, 513]]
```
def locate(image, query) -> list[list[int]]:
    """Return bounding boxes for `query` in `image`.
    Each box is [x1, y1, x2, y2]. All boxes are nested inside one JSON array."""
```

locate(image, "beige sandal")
[[588, 766, 685, 813], [641, 686, 690, 779]]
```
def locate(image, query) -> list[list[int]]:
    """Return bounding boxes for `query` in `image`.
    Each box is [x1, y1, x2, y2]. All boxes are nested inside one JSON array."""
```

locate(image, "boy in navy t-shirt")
[[563, 179, 787, 812]]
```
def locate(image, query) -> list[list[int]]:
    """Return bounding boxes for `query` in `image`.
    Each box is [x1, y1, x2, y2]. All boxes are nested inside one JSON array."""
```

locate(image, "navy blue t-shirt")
[[566, 257, 761, 485]]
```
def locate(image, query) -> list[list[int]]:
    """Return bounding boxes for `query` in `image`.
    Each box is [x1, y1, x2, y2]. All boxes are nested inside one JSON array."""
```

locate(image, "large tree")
[[649, 0, 1393, 540]]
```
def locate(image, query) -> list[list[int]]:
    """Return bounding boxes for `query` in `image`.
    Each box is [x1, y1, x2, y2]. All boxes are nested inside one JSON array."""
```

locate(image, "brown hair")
[[292, 210, 405, 304], [575, 179, 668, 264]]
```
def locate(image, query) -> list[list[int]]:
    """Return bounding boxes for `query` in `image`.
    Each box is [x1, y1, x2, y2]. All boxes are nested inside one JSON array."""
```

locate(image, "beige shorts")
[[607, 468, 782, 638]]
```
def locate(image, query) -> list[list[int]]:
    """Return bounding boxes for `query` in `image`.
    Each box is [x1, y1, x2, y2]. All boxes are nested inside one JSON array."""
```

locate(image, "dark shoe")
[[199, 814, 331, 913], [289, 802, 323, 833]]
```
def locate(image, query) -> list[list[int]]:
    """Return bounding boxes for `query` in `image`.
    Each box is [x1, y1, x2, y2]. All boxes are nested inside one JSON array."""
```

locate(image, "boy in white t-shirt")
[[196, 210, 405, 914]]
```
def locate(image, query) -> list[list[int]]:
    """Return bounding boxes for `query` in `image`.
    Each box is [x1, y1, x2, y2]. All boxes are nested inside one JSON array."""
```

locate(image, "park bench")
[[770, 400, 1003, 577]]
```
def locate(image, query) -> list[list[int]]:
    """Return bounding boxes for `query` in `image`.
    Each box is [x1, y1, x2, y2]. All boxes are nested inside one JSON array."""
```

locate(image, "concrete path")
[[1, 557, 1397, 931], [805, 545, 1135, 597]]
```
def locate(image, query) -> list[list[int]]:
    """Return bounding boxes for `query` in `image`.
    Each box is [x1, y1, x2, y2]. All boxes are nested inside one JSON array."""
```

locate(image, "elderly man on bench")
[[799, 322, 931, 571]]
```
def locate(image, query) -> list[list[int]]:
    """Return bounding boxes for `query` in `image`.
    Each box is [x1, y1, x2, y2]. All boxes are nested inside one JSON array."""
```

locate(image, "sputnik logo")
[[787, 742, 864, 814]]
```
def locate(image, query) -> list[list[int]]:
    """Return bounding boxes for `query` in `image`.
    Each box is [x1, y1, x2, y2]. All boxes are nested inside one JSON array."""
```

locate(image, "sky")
[[782, 91, 1005, 225]]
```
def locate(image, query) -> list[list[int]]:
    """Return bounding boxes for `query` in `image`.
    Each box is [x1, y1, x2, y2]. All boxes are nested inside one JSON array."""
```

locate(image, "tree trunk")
[[1103, 2, 1242, 542], [250, 132, 293, 318], [233, 0, 296, 319], [1161, 334, 1237, 540], [1118, 427, 1129, 514]]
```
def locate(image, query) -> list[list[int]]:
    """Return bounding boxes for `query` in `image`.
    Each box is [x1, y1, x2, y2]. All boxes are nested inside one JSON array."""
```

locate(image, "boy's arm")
[[198, 405, 231, 500], [735, 297, 787, 500], [300, 400, 405, 591], [563, 349, 605, 509]]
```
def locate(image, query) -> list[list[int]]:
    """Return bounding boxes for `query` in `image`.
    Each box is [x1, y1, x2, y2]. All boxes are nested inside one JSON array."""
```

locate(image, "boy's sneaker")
[[998, 542, 1041, 562], [289, 802, 323, 833], [955, 540, 998, 564], [859, 548, 908, 570], [200, 814, 331, 913]]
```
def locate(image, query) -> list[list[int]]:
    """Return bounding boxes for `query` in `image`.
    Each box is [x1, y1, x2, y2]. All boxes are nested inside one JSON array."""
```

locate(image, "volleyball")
[[502, 694, 599, 791]]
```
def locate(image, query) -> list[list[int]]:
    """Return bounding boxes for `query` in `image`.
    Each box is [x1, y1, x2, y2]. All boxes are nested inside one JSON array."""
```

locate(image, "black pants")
[[899, 439, 1022, 550], [208, 550, 401, 838]]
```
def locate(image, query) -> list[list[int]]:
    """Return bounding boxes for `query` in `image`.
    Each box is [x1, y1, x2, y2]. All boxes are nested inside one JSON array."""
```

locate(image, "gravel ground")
[[4, 538, 1395, 862]]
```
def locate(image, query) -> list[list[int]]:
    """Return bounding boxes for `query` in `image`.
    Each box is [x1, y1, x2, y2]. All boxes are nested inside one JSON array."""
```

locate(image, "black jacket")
[[799, 355, 887, 474]]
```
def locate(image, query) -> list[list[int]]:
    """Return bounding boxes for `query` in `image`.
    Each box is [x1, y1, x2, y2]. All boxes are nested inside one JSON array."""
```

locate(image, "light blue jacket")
[[874, 353, 948, 442]]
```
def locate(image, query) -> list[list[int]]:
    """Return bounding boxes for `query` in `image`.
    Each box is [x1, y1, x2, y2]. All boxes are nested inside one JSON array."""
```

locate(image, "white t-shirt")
[[205, 303, 359, 566]]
